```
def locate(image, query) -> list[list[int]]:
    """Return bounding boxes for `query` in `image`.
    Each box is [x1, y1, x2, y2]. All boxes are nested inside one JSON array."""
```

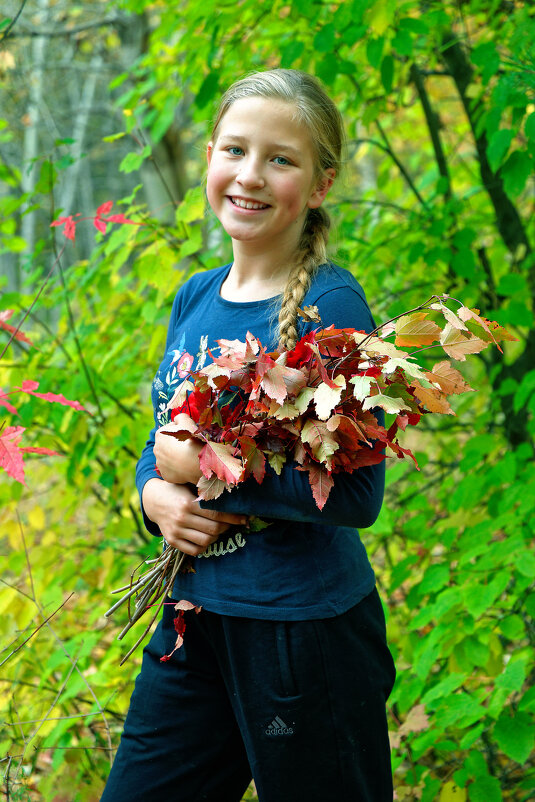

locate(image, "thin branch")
[[0, 594, 74, 668], [6, 17, 122, 38], [409, 62, 452, 201], [375, 117, 429, 208], [49, 204, 105, 422], [0, 0, 29, 42]]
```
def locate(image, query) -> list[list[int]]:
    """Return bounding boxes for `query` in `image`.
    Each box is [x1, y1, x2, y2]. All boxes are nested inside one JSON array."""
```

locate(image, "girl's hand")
[[142, 478, 248, 556], [154, 419, 203, 485]]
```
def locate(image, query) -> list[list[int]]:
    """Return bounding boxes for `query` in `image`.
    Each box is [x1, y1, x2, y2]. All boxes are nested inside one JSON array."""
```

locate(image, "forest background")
[[0, 0, 534, 800]]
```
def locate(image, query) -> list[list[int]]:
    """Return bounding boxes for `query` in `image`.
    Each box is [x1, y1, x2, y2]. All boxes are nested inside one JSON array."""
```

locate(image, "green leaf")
[[467, 773, 502, 802], [495, 657, 527, 692], [102, 132, 126, 143], [487, 129, 513, 172], [175, 186, 205, 224], [314, 23, 336, 53], [280, 40, 304, 68], [381, 55, 394, 93], [514, 549, 535, 577], [366, 36, 384, 69], [525, 111, 535, 142], [119, 145, 151, 174], [495, 273, 527, 296], [392, 28, 413, 56], [493, 711, 535, 764], [34, 159, 57, 194], [195, 71, 219, 108], [471, 41, 500, 85], [461, 572, 509, 618], [398, 17, 428, 34], [501, 150, 532, 197], [417, 563, 450, 596]]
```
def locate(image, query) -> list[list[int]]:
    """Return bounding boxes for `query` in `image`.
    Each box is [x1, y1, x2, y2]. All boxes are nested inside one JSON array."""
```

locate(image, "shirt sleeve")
[[135, 290, 183, 536], [200, 284, 385, 530]]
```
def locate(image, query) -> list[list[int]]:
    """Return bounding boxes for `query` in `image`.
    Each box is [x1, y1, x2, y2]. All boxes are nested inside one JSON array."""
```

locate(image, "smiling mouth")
[[229, 197, 269, 210]]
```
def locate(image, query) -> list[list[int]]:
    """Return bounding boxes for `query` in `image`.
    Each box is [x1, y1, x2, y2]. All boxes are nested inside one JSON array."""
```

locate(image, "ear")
[[308, 168, 336, 209], [207, 141, 213, 166]]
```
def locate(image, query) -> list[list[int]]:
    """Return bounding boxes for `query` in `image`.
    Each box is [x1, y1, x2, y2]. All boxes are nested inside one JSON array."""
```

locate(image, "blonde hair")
[[211, 69, 344, 349]]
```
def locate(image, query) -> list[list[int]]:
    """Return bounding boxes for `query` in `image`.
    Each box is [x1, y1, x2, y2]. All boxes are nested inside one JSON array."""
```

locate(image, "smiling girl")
[[101, 69, 396, 802]]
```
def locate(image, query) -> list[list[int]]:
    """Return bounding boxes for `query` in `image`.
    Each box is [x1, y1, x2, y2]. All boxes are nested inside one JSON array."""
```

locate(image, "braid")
[[278, 207, 330, 350]]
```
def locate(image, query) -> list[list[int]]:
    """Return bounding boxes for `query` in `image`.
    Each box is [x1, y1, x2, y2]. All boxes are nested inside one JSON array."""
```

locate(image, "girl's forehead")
[[216, 97, 311, 146]]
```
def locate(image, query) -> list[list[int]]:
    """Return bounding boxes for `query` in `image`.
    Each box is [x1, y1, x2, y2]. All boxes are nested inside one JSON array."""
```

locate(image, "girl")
[[101, 69, 396, 802]]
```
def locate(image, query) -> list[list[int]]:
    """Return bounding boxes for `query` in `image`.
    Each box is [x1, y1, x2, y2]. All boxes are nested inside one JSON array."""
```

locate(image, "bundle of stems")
[[104, 545, 185, 665]]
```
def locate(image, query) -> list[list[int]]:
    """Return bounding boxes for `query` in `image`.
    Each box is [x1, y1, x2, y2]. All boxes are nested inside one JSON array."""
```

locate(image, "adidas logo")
[[265, 716, 294, 736]]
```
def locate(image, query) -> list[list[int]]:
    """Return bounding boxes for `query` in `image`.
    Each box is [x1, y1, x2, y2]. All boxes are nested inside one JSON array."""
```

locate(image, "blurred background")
[[1, 0, 534, 799]]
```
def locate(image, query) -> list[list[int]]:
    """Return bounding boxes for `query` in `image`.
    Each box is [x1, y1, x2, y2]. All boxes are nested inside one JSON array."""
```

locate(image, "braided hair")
[[211, 69, 344, 349]]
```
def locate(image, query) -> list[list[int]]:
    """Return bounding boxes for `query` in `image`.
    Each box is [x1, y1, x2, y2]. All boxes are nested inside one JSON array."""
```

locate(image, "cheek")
[[206, 163, 227, 209]]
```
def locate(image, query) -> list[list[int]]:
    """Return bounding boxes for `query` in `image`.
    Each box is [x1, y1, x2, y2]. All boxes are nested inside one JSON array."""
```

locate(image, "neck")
[[221, 239, 299, 302]]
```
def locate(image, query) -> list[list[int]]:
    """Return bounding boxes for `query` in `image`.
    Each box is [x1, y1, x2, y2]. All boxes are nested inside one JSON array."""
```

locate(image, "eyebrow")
[[218, 135, 301, 158]]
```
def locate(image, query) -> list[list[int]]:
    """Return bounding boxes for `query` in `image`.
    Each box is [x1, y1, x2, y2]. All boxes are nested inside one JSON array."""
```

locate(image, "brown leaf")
[[440, 324, 487, 361], [399, 704, 429, 735], [305, 463, 334, 509], [412, 382, 454, 414], [297, 304, 322, 322], [427, 361, 474, 395]]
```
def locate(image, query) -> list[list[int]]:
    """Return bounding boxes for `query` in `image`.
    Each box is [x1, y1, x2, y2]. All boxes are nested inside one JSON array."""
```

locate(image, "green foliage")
[[1, 0, 534, 800]]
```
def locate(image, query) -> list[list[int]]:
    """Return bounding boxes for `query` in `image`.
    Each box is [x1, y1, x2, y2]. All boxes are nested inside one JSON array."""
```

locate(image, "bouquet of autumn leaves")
[[106, 294, 514, 662]]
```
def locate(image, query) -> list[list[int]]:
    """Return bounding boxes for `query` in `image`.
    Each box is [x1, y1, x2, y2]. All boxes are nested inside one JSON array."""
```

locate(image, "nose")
[[236, 156, 265, 189]]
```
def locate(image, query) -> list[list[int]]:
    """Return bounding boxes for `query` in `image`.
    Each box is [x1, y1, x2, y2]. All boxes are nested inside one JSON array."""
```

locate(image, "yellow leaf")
[[41, 530, 57, 547], [365, 0, 395, 35], [28, 506, 45, 530], [439, 781, 467, 801], [395, 312, 442, 347]]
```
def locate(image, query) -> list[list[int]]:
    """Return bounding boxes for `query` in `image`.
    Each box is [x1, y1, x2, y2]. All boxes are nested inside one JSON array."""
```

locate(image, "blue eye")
[[227, 146, 244, 156], [273, 156, 290, 166]]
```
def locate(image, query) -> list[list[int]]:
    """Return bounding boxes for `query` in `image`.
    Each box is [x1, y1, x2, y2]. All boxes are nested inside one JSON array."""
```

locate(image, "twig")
[[0, 594, 74, 668], [0, 0, 28, 42]]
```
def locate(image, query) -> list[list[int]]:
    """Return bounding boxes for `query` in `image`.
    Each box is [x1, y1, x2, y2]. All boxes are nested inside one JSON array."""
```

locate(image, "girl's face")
[[206, 97, 334, 258]]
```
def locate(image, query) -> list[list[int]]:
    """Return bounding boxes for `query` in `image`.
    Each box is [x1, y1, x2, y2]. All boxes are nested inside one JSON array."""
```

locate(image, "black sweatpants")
[[100, 588, 396, 802]]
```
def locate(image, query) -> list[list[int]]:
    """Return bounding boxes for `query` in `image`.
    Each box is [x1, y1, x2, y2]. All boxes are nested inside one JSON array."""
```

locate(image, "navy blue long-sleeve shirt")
[[136, 263, 384, 619]]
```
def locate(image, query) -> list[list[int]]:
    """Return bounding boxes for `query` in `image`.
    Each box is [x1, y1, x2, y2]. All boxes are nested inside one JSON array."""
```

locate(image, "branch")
[[440, 30, 533, 270], [0, 594, 74, 668], [409, 62, 452, 201], [5, 17, 122, 38], [0, 0, 28, 43]]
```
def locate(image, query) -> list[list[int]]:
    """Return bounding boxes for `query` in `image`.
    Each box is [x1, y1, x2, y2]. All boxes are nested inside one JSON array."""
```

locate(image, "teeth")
[[231, 197, 268, 210]]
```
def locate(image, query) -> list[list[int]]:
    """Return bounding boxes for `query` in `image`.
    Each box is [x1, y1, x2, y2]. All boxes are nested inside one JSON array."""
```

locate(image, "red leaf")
[[19, 381, 85, 411], [51, 215, 77, 241], [0, 310, 34, 346], [93, 217, 107, 234], [103, 213, 140, 225], [19, 446, 62, 456], [96, 201, 114, 215], [239, 434, 266, 483], [198, 441, 243, 484], [0, 426, 27, 485], [303, 463, 334, 510], [0, 389, 18, 416]]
